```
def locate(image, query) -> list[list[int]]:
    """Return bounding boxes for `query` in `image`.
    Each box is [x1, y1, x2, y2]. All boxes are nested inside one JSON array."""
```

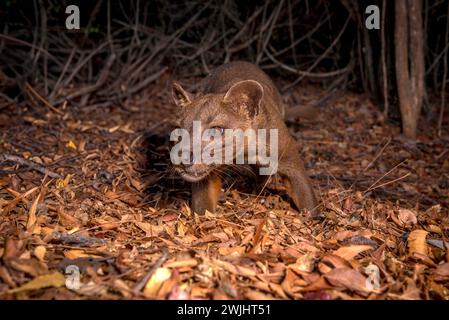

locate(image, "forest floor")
[[0, 79, 448, 300]]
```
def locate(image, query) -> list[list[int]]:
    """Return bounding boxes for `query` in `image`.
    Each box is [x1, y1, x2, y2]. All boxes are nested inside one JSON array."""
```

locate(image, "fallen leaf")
[[3, 238, 24, 260], [164, 259, 198, 269], [324, 267, 370, 295], [34, 246, 46, 262], [168, 284, 190, 300], [318, 254, 352, 274], [213, 259, 256, 278], [56, 174, 73, 189], [289, 254, 316, 273], [64, 249, 102, 260], [113, 279, 132, 298], [302, 290, 332, 300], [427, 239, 449, 250], [218, 246, 245, 256], [66, 140, 77, 150], [281, 268, 301, 298], [177, 220, 187, 237], [334, 230, 359, 241], [143, 267, 172, 298], [333, 245, 373, 261], [433, 263, 449, 277], [429, 281, 448, 299], [9, 259, 48, 277], [58, 209, 81, 228], [427, 225, 443, 234], [299, 277, 334, 292], [27, 192, 41, 231], [8, 272, 65, 293], [250, 218, 266, 253], [400, 279, 421, 300], [408, 230, 428, 256], [135, 221, 162, 236], [93, 217, 119, 230], [398, 209, 417, 226], [244, 290, 276, 300]]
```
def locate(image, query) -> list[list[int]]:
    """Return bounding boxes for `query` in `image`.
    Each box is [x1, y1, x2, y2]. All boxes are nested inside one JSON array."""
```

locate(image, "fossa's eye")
[[211, 126, 225, 135]]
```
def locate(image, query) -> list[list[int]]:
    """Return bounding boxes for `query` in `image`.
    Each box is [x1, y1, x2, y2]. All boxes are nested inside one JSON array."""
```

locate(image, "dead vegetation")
[[0, 81, 448, 299], [1, 0, 449, 300]]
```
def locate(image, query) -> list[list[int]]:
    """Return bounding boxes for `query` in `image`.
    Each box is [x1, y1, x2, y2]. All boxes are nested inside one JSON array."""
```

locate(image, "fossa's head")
[[171, 80, 264, 182]]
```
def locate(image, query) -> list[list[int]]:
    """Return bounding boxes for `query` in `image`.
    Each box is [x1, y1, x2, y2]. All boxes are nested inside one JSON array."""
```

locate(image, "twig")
[[264, 49, 352, 79], [282, 15, 351, 91], [0, 33, 63, 67], [256, 0, 285, 64], [132, 248, 169, 294], [59, 53, 116, 103], [52, 232, 107, 247], [0, 154, 62, 179], [361, 137, 391, 172], [365, 172, 411, 192], [24, 82, 63, 114], [364, 160, 406, 193], [49, 48, 76, 102]]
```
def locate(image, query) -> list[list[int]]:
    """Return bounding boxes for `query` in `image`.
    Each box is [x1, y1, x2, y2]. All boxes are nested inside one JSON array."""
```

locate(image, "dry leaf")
[[427, 225, 443, 234], [218, 246, 245, 256], [34, 246, 46, 262], [333, 245, 373, 261], [318, 254, 352, 274], [213, 259, 256, 278], [58, 209, 81, 228], [93, 217, 119, 230], [164, 259, 198, 269], [334, 230, 359, 241], [177, 220, 188, 237], [400, 279, 421, 300], [56, 174, 73, 189], [143, 267, 172, 298], [408, 230, 429, 256], [281, 268, 301, 298], [135, 221, 162, 236], [398, 209, 417, 226], [64, 249, 102, 259], [251, 218, 266, 252], [299, 277, 334, 292], [113, 279, 132, 298], [244, 290, 275, 300], [433, 263, 449, 277], [9, 259, 48, 277], [27, 192, 41, 231], [9, 272, 65, 293], [66, 140, 77, 150], [3, 238, 24, 260], [289, 254, 316, 273], [168, 284, 190, 300], [324, 267, 370, 295]]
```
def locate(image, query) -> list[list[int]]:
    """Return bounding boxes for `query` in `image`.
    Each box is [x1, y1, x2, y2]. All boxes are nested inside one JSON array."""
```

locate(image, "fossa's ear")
[[223, 80, 263, 117], [172, 82, 193, 107]]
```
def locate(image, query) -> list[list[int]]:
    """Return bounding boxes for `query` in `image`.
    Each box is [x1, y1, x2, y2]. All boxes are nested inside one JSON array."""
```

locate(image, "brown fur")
[[172, 61, 318, 215]]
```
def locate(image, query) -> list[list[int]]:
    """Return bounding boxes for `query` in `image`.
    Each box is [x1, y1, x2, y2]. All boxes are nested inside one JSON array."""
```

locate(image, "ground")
[[0, 80, 448, 299]]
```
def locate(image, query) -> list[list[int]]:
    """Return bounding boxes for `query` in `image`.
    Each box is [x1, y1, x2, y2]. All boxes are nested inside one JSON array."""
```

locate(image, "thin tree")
[[394, 0, 425, 139]]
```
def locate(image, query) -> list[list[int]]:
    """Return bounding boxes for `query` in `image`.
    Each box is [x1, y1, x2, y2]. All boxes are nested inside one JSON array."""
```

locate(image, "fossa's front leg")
[[278, 157, 319, 216], [191, 173, 222, 214]]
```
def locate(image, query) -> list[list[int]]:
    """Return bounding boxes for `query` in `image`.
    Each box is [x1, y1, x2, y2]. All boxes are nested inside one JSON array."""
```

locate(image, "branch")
[[0, 154, 62, 179]]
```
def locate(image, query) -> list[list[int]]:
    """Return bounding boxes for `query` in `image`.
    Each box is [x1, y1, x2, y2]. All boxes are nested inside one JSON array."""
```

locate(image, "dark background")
[[1, 0, 448, 131]]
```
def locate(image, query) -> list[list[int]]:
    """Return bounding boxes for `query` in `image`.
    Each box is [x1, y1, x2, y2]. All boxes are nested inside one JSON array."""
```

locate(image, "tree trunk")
[[394, 0, 425, 139]]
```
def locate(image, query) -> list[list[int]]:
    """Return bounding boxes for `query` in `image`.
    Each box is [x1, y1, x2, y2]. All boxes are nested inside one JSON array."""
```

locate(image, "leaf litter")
[[0, 81, 448, 300]]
